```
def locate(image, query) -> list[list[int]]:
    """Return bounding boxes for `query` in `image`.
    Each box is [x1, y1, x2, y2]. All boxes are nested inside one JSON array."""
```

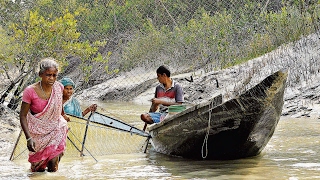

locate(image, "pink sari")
[[26, 82, 68, 171]]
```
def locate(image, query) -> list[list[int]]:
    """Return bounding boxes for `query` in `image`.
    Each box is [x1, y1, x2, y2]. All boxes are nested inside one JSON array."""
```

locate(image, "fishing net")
[[10, 113, 150, 161], [5, 0, 320, 162]]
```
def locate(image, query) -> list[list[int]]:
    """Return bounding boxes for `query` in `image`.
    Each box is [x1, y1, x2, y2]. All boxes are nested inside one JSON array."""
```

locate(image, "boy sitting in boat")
[[140, 65, 184, 126]]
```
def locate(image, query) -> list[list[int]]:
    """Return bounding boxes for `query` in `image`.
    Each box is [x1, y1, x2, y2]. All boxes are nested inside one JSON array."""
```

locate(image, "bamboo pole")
[[10, 130, 22, 161]]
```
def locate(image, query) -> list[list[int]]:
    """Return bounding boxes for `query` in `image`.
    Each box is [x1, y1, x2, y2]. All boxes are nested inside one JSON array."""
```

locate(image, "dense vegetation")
[[0, 0, 319, 109]]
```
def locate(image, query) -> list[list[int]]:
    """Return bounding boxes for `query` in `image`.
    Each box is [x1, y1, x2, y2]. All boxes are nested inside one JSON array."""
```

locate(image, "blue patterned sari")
[[63, 96, 82, 117]]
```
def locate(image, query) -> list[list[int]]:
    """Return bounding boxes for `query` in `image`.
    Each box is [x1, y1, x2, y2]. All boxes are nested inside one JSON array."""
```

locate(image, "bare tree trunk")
[[8, 70, 37, 110], [0, 67, 32, 106], [7, 79, 24, 110], [0, 82, 16, 104]]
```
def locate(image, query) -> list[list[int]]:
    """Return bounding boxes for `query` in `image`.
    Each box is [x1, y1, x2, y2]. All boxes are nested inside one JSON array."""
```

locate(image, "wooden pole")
[[81, 113, 92, 156], [68, 128, 97, 162], [10, 130, 22, 161], [143, 137, 151, 153], [143, 123, 147, 131]]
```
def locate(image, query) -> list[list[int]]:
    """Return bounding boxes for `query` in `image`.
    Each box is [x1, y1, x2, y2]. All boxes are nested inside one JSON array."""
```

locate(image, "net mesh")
[[10, 115, 149, 161], [0, 1, 319, 110], [2, 0, 320, 161]]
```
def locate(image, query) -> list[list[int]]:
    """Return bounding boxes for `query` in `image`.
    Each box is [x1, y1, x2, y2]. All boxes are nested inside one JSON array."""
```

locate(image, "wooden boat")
[[147, 70, 288, 160]]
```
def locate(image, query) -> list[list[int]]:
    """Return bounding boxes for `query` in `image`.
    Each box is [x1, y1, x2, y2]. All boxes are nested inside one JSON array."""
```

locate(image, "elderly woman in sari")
[[59, 77, 97, 118], [19, 57, 68, 172]]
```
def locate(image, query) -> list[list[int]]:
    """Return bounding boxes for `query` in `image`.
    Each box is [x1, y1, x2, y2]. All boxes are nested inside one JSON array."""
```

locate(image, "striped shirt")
[[155, 80, 184, 113]]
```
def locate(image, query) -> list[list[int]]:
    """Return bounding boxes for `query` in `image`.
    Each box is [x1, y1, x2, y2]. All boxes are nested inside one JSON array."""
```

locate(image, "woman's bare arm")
[[19, 102, 36, 152]]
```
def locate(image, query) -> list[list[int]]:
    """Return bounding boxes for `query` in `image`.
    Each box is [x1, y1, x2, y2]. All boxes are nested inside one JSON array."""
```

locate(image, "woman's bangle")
[[26, 137, 32, 142]]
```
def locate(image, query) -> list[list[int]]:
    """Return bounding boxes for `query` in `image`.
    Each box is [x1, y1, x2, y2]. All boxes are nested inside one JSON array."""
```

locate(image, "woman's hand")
[[27, 139, 36, 152], [63, 114, 70, 122], [88, 104, 97, 112], [82, 104, 97, 116]]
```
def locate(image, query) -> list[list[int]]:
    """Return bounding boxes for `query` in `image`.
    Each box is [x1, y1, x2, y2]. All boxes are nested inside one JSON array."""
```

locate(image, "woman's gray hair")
[[38, 57, 59, 74]]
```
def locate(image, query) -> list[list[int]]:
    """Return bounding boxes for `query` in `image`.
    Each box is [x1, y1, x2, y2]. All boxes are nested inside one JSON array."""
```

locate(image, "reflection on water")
[[2, 101, 320, 180]]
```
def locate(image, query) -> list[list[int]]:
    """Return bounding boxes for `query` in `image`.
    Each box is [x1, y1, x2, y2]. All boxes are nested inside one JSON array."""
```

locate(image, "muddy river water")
[[1, 101, 320, 180]]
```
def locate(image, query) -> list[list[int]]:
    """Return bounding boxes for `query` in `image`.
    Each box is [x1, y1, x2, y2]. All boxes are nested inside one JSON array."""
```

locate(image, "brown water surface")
[[1, 101, 320, 180]]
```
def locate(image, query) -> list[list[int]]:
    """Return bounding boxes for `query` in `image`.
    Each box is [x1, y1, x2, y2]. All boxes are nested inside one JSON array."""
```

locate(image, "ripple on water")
[[0, 159, 28, 180], [292, 163, 320, 168]]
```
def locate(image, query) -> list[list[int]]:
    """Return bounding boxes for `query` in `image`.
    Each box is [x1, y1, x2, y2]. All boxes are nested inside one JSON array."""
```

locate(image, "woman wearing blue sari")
[[60, 77, 97, 118]]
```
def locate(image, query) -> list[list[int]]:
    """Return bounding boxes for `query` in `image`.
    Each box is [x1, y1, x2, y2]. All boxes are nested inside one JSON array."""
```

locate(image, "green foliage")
[[0, 0, 319, 108], [1, 0, 320, 78], [0, 0, 33, 27], [72, 0, 155, 41], [6, 9, 106, 81], [119, 0, 319, 72], [0, 26, 15, 64]]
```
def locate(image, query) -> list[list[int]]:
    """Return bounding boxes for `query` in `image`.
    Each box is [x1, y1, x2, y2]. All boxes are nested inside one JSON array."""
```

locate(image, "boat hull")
[[148, 70, 288, 160]]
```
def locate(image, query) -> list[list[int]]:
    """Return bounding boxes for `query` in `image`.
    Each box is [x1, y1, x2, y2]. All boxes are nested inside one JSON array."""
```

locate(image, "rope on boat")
[[201, 100, 213, 159]]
